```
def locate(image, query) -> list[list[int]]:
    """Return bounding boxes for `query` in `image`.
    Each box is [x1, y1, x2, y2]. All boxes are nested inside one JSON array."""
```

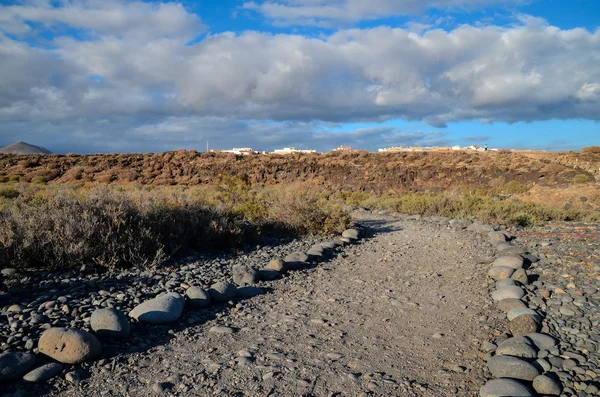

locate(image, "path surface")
[[52, 213, 494, 397]]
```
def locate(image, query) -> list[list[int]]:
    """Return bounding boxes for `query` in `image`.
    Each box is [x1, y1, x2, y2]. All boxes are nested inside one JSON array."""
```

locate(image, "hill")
[[0, 141, 52, 155]]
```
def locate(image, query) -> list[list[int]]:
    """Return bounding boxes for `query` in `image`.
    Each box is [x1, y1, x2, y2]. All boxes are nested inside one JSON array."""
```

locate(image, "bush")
[[573, 174, 593, 184], [582, 146, 600, 154]]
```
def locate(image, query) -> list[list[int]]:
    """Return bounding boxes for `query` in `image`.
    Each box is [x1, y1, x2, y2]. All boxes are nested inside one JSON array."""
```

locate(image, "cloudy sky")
[[0, 0, 598, 153]]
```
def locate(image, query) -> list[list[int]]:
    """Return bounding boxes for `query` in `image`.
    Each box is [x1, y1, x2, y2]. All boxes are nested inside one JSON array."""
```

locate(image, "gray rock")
[[23, 362, 63, 383], [507, 308, 539, 321], [508, 314, 540, 336], [488, 266, 515, 280], [283, 252, 309, 269], [209, 326, 234, 334], [0, 351, 36, 382], [480, 379, 534, 397], [533, 374, 562, 395], [493, 256, 525, 270], [236, 286, 264, 299], [496, 244, 527, 255], [487, 355, 541, 381], [90, 308, 130, 338], [489, 231, 509, 245], [511, 268, 529, 285], [258, 268, 281, 281], [496, 279, 517, 288], [498, 298, 527, 312], [185, 286, 211, 308], [320, 241, 336, 249], [449, 218, 472, 229], [232, 265, 259, 286], [129, 292, 185, 324], [342, 229, 359, 240], [496, 343, 537, 359], [492, 286, 525, 301], [208, 282, 237, 303]]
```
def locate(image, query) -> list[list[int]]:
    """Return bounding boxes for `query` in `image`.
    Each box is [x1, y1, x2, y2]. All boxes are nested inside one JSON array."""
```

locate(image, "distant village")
[[214, 144, 500, 155]]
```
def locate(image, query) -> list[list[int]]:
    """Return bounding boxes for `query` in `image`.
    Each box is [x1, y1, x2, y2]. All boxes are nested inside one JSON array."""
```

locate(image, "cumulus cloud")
[[0, 1, 599, 152], [242, 0, 526, 26]]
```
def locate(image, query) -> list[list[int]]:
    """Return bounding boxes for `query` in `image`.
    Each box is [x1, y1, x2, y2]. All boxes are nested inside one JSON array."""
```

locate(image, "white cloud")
[[242, 0, 527, 26], [0, 1, 598, 152]]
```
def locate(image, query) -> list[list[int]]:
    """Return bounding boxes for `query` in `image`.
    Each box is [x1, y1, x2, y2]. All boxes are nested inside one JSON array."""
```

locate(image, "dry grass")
[[0, 181, 351, 271]]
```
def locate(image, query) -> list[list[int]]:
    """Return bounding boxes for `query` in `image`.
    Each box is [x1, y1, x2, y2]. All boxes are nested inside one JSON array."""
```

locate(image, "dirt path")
[[53, 213, 494, 397]]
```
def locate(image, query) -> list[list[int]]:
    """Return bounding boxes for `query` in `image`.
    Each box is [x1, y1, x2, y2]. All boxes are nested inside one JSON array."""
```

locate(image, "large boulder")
[[129, 292, 185, 325], [487, 355, 541, 381], [90, 308, 130, 338], [185, 286, 211, 308], [480, 379, 535, 397], [208, 282, 237, 303], [0, 351, 36, 382], [38, 328, 102, 364], [232, 265, 259, 286]]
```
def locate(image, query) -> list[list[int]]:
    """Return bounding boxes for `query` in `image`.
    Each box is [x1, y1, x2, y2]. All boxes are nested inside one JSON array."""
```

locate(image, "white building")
[[272, 147, 317, 154], [221, 148, 257, 155]]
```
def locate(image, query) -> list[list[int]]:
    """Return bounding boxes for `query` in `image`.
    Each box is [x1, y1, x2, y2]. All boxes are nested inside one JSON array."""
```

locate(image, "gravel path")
[[35, 213, 492, 397]]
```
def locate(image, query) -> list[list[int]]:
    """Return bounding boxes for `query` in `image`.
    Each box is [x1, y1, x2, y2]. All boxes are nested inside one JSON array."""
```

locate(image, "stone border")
[[0, 228, 364, 388]]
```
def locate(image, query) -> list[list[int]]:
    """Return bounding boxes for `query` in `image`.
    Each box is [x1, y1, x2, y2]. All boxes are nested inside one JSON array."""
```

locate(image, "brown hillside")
[[0, 150, 595, 192]]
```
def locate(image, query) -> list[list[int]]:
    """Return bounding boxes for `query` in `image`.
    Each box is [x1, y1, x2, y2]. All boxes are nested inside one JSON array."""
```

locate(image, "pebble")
[[209, 326, 234, 334]]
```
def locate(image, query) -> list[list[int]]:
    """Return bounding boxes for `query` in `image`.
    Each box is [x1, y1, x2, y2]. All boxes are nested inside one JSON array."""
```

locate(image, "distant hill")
[[0, 141, 52, 155]]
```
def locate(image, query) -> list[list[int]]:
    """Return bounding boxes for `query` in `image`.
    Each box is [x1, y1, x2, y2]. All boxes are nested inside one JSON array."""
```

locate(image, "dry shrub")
[[582, 146, 600, 154], [573, 174, 593, 184]]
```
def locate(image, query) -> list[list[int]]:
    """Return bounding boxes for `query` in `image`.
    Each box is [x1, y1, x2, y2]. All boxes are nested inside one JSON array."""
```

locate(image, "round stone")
[[283, 252, 309, 269], [493, 256, 525, 270], [526, 333, 557, 350], [38, 328, 102, 364], [265, 258, 286, 272], [507, 308, 540, 321], [0, 351, 36, 382], [23, 362, 63, 383], [511, 268, 529, 285], [487, 355, 541, 381], [90, 308, 130, 338], [209, 326, 234, 334], [532, 374, 563, 395], [232, 265, 259, 286], [480, 379, 535, 397], [496, 279, 517, 288], [497, 298, 527, 312], [492, 286, 525, 301], [208, 282, 237, 303], [185, 286, 211, 308], [341, 229, 359, 240], [488, 266, 515, 280], [496, 343, 537, 359], [508, 314, 540, 337], [489, 231, 509, 245], [129, 292, 185, 325]]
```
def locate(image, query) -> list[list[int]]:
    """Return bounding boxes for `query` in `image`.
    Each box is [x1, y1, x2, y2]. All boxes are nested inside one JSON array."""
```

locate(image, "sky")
[[0, 0, 598, 154]]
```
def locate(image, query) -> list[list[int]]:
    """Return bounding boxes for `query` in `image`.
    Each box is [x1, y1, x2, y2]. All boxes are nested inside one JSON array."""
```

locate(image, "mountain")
[[0, 141, 52, 155]]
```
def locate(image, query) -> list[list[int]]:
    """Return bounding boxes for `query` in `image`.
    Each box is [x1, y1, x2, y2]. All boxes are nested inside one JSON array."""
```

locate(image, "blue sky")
[[0, 0, 598, 153]]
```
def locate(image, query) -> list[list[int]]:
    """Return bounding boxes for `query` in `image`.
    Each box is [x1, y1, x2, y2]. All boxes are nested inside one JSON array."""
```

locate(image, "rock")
[[511, 268, 529, 285], [283, 252, 309, 269], [496, 343, 537, 359], [489, 231, 509, 245], [508, 314, 540, 336], [527, 333, 557, 350], [38, 328, 102, 364], [496, 279, 517, 288], [129, 292, 185, 324], [185, 286, 211, 308], [307, 247, 324, 257], [208, 282, 237, 303], [236, 286, 264, 299], [480, 379, 535, 397], [209, 326, 234, 334], [23, 362, 63, 383], [492, 286, 525, 301], [533, 374, 563, 395], [507, 308, 539, 321], [493, 256, 525, 270], [90, 308, 130, 338], [0, 268, 18, 277], [342, 229, 359, 240], [258, 268, 281, 281], [0, 351, 36, 382], [487, 355, 541, 381], [449, 218, 472, 229], [65, 371, 81, 383], [266, 258, 286, 272], [320, 241, 336, 249], [498, 298, 527, 312], [232, 265, 259, 286], [496, 244, 527, 255], [488, 266, 515, 280]]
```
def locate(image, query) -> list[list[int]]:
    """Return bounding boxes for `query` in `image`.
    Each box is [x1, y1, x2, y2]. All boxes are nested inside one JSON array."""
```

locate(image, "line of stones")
[[464, 221, 564, 397], [0, 228, 362, 388]]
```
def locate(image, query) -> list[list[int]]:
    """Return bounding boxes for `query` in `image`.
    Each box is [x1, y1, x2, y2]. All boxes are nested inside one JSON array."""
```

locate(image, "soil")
[[45, 212, 495, 397]]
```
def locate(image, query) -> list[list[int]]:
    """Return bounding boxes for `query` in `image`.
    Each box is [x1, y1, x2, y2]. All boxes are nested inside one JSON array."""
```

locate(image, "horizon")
[[0, 0, 599, 154]]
